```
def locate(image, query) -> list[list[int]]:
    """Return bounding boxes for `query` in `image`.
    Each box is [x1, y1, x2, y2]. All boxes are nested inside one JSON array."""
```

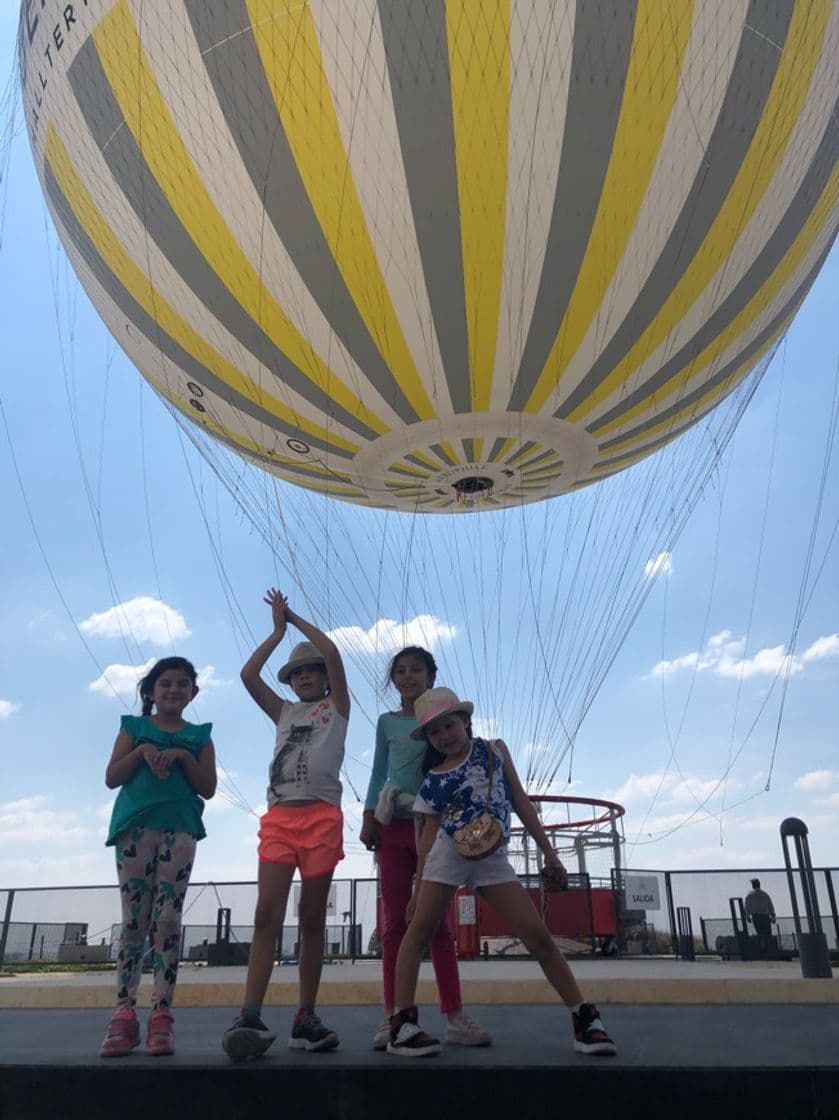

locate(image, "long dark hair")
[[420, 713, 474, 774], [139, 657, 198, 716], [385, 645, 438, 691]]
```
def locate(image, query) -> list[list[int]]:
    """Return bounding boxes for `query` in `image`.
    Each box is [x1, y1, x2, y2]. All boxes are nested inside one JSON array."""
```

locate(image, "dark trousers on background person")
[[752, 914, 772, 937], [751, 913, 773, 956]]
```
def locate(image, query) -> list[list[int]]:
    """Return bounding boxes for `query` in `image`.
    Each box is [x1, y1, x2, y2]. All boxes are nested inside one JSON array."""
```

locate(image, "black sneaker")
[[288, 1007, 339, 1052], [222, 1014, 277, 1062], [572, 1003, 616, 1055], [386, 1006, 441, 1058]]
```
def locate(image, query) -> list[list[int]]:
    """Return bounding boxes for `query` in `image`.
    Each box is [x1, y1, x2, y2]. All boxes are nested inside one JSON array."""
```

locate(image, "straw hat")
[[410, 687, 474, 739], [277, 641, 327, 684]]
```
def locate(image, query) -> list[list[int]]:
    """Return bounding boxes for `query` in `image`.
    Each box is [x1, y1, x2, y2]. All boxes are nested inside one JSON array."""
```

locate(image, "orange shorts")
[[257, 802, 344, 879]]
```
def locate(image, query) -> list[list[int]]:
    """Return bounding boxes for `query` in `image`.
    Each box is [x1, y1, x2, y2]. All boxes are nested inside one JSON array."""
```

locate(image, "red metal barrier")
[[477, 887, 617, 940], [454, 887, 481, 959]]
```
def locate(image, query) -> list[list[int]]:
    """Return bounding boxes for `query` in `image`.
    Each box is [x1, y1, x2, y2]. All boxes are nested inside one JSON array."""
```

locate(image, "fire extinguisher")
[[454, 887, 480, 959]]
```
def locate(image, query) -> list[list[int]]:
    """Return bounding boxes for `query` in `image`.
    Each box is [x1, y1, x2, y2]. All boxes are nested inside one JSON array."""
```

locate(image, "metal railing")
[[3, 865, 837, 967]]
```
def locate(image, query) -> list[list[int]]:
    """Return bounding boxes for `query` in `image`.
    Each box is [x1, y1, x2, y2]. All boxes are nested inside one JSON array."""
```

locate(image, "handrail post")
[[780, 818, 832, 978]]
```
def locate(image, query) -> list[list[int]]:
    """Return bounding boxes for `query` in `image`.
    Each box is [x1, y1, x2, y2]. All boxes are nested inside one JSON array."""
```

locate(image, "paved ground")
[[0, 1003, 836, 1067]]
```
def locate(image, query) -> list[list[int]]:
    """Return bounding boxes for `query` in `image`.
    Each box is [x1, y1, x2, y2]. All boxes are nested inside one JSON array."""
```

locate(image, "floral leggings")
[[113, 826, 196, 1011]]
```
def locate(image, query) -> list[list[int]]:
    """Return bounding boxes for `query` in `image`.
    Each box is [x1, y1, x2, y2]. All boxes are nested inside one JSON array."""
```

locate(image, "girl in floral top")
[[387, 687, 615, 1059]]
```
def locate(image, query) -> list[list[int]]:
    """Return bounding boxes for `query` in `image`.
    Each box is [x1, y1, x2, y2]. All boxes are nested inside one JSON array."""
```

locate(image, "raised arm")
[[498, 740, 564, 871], [284, 600, 350, 719], [240, 590, 288, 723]]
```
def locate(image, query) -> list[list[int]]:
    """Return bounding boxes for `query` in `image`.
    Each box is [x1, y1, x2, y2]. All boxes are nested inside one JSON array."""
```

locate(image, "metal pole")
[[0, 891, 14, 967], [780, 817, 832, 978], [782, 837, 804, 935], [611, 825, 622, 879], [824, 870, 839, 952], [664, 872, 677, 957], [350, 878, 357, 963]]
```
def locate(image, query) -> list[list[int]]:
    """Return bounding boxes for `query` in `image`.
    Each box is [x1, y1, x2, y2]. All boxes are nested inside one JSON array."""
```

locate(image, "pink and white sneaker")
[[100, 1007, 140, 1058], [146, 1008, 176, 1056]]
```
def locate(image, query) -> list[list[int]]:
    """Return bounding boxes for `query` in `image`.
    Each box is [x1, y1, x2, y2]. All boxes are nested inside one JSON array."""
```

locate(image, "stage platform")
[[1, 1003, 837, 1120]]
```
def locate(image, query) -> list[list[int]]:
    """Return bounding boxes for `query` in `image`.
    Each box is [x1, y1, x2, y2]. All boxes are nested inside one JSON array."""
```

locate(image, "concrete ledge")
[[1, 958, 836, 1008]]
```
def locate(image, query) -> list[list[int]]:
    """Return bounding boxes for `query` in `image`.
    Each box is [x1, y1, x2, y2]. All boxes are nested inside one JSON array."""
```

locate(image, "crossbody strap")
[[484, 739, 495, 808]]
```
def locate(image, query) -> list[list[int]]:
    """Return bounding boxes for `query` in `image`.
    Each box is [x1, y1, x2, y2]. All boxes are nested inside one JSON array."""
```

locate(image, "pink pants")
[[378, 817, 461, 1013]]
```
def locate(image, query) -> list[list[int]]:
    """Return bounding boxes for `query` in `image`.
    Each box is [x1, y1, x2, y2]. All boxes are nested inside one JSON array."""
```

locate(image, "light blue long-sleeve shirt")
[[363, 712, 426, 816]]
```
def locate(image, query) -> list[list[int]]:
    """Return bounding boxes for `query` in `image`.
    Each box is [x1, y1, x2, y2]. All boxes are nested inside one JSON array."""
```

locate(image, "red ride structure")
[[455, 796, 626, 959]]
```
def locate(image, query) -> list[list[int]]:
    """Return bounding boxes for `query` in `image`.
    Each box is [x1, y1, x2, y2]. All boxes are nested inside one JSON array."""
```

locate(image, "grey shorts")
[[422, 835, 518, 889]]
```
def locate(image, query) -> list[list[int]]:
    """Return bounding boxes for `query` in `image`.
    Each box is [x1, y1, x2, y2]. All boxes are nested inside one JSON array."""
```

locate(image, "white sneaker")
[[445, 1011, 492, 1047], [373, 1018, 391, 1050]]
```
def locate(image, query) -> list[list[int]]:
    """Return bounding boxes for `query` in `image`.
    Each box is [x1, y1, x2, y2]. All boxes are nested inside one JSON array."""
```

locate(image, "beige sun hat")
[[410, 687, 474, 739], [277, 641, 327, 684]]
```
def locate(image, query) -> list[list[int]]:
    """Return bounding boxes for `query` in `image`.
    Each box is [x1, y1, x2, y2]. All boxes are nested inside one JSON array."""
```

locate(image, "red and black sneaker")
[[573, 1003, 616, 1055], [386, 1006, 441, 1058]]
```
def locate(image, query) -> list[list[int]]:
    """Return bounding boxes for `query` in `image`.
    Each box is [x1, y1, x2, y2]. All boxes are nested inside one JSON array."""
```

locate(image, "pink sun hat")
[[410, 687, 474, 739]]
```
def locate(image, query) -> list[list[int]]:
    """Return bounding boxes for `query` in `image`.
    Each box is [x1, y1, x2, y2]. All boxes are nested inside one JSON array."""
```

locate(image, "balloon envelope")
[[18, 1, 839, 510]]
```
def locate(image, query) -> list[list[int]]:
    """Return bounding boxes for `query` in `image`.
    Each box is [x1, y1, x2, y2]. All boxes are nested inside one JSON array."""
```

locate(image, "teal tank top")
[[106, 715, 212, 845]]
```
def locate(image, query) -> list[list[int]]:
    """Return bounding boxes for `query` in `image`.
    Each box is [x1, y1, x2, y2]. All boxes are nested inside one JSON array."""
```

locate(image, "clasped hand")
[[139, 742, 185, 780]]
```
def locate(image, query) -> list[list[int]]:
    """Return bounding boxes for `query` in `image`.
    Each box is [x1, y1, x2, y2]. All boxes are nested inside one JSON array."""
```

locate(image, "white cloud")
[[611, 772, 671, 803], [735, 814, 786, 833], [649, 652, 699, 679], [327, 614, 456, 657], [815, 792, 839, 808], [648, 629, 839, 681], [80, 596, 190, 646], [0, 796, 92, 847], [88, 659, 156, 703], [794, 770, 839, 791], [203, 791, 237, 814], [669, 776, 735, 803], [472, 715, 502, 742], [196, 665, 231, 691], [802, 634, 839, 662], [0, 700, 21, 719], [644, 551, 673, 579], [714, 644, 798, 680], [89, 661, 225, 705], [609, 770, 737, 809]]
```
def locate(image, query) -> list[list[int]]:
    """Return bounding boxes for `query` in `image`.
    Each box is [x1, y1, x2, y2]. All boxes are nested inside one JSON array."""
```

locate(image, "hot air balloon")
[[17, 1, 839, 513]]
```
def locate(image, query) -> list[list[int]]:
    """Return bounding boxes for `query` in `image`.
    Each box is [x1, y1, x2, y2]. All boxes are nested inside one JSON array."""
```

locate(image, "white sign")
[[292, 883, 337, 918], [625, 874, 661, 911], [457, 894, 477, 925]]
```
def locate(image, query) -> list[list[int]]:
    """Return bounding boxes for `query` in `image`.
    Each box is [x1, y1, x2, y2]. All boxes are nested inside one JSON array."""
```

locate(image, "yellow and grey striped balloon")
[[18, 1, 839, 511]]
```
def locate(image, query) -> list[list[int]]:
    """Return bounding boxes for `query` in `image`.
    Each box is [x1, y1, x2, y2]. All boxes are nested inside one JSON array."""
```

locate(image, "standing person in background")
[[360, 647, 490, 1050], [745, 878, 777, 944], [222, 590, 349, 1062], [101, 657, 217, 1058]]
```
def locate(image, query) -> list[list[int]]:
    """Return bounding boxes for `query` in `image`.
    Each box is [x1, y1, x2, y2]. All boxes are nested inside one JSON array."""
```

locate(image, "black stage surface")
[[1, 1004, 836, 1120]]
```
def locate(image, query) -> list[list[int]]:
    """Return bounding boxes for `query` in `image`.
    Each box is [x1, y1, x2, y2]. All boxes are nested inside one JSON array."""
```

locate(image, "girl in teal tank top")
[[100, 657, 217, 1060]]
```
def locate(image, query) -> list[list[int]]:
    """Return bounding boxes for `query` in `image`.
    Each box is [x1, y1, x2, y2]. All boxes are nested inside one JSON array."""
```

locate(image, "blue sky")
[[1, 8, 838, 894]]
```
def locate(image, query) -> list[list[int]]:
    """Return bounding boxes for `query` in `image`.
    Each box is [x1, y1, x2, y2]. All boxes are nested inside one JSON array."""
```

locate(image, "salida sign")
[[624, 874, 661, 911]]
